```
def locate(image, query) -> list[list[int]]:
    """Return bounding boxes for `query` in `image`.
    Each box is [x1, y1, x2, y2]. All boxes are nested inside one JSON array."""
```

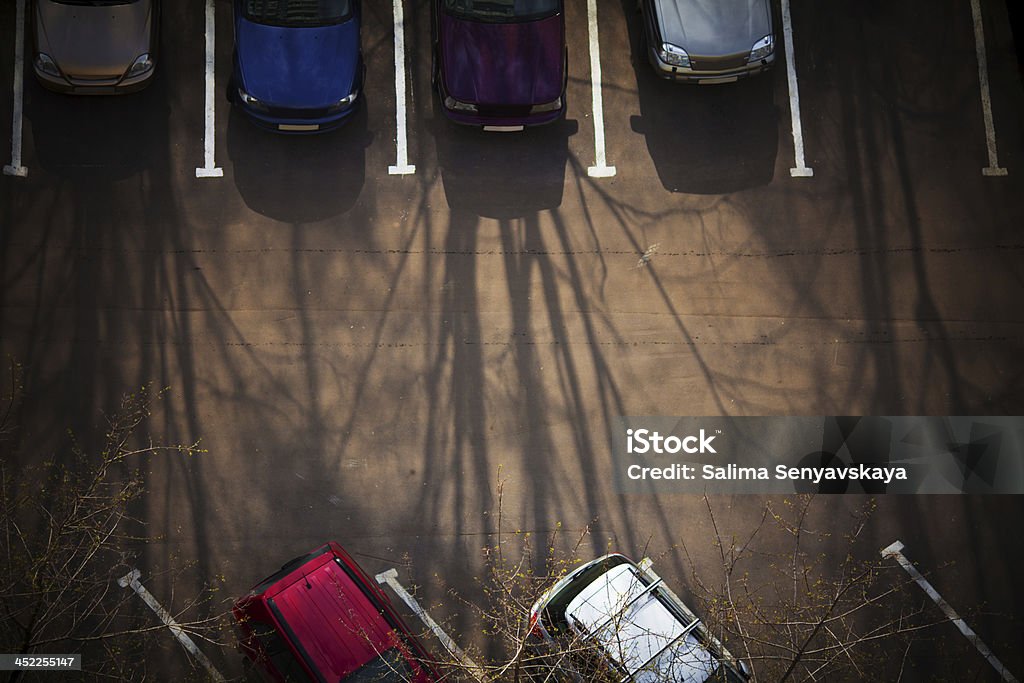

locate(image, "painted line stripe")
[[376, 568, 485, 681], [881, 541, 1018, 682], [780, 0, 812, 178], [3, 0, 28, 178], [195, 0, 223, 178], [970, 0, 1008, 176], [118, 569, 226, 682], [585, 0, 615, 178], [388, 0, 415, 175]]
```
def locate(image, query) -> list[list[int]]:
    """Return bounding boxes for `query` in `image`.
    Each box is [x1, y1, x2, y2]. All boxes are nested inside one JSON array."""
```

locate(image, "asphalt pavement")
[[2, 0, 1023, 680]]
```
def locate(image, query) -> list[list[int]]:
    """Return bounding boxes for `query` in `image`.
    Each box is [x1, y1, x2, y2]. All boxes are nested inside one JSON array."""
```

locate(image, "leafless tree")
[[391, 479, 627, 683], [0, 369, 226, 682], [411, 486, 958, 683], [680, 494, 950, 682]]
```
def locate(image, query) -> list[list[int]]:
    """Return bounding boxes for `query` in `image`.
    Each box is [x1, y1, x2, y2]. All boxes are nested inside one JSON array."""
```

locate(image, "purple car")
[[432, 0, 566, 130]]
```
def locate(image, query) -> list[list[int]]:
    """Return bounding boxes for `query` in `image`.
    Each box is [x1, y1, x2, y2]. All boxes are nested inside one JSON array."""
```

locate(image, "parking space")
[[2, 1, 1024, 680], [600, 0, 783, 195], [3, 0, 204, 185], [798, 0, 1020, 182], [3, 0, 1017, 194]]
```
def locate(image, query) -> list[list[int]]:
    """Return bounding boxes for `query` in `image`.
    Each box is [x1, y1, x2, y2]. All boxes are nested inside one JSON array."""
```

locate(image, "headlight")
[[237, 87, 270, 113], [529, 97, 562, 114], [125, 53, 154, 78], [658, 43, 690, 68], [35, 53, 61, 78], [443, 95, 478, 113], [748, 35, 773, 62], [327, 90, 359, 112]]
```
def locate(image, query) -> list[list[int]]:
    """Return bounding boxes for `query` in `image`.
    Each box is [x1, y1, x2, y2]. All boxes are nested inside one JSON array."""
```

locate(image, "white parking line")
[[881, 541, 1019, 682], [375, 568, 485, 681], [3, 0, 28, 178], [970, 0, 1008, 177], [117, 569, 226, 682], [388, 0, 415, 175], [195, 0, 223, 178], [780, 0, 812, 178], [585, 0, 615, 178]]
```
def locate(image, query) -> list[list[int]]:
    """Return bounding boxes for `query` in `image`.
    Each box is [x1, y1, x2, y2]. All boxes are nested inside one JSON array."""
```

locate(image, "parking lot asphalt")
[[2, 0, 1024, 680]]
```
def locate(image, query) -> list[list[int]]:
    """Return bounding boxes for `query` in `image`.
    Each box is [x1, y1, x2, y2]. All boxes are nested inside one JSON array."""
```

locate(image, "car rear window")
[[443, 0, 560, 22], [250, 545, 333, 597], [244, 0, 353, 26]]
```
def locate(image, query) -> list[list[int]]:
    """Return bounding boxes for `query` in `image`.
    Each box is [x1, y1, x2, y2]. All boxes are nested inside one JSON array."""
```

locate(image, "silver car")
[[639, 0, 774, 83], [32, 0, 160, 94], [529, 554, 751, 682]]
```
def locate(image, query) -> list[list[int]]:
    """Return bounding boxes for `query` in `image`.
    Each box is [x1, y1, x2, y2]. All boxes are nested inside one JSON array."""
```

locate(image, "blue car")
[[231, 0, 363, 133]]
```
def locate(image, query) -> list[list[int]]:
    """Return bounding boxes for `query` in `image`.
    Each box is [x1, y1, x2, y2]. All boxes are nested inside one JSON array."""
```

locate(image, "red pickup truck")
[[232, 542, 440, 682]]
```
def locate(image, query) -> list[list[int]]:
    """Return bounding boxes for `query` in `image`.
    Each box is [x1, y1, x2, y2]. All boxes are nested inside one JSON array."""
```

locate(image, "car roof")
[[566, 563, 718, 683], [267, 554, 401, 681]]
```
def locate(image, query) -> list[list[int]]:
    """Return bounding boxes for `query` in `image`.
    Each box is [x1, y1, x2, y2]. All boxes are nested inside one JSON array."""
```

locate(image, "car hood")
[[236, 17, 359, 108], [654, 0, 770, 56], [440, 12, 564, 106], [35, 0, 153, 78]]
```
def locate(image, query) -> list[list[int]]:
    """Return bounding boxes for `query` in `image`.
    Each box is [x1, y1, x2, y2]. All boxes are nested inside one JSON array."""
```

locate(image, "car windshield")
[[542, 556, 630, 634], [244, 0, 353, 26], [251, 622, 314, 683], [443, 0, 560, 22], [343, 647, 415, 682]]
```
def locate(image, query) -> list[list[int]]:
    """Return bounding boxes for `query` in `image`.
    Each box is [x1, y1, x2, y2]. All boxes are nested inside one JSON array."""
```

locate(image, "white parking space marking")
[[376, 568, 485, 680], [585, 0, 615, 178], [117, 569, 226, 682], [388, 0, 415, 175], [881, 541, 1019, 682], [3, 0, 28, 178], [970, 0, 1008, 177], [195, 0, 223, 178], [780, 0, 813, 178]]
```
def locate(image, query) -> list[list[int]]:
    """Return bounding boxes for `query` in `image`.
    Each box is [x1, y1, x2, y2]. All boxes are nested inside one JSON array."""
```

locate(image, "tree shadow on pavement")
[[227, 104, 372, 223]]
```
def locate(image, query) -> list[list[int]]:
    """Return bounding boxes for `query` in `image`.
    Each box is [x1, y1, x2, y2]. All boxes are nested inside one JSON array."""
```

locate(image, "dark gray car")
[[32, 0, 159, 94], [639, 0, 774, 82]]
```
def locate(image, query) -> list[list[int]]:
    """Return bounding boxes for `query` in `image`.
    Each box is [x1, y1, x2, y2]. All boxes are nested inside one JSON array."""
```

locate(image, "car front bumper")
[[440, 105, 564, 129], [647, 48, 775, 83], [437, 82, 565, 129], [235, 99, 361, 134], [33, 63, 155, 94]]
